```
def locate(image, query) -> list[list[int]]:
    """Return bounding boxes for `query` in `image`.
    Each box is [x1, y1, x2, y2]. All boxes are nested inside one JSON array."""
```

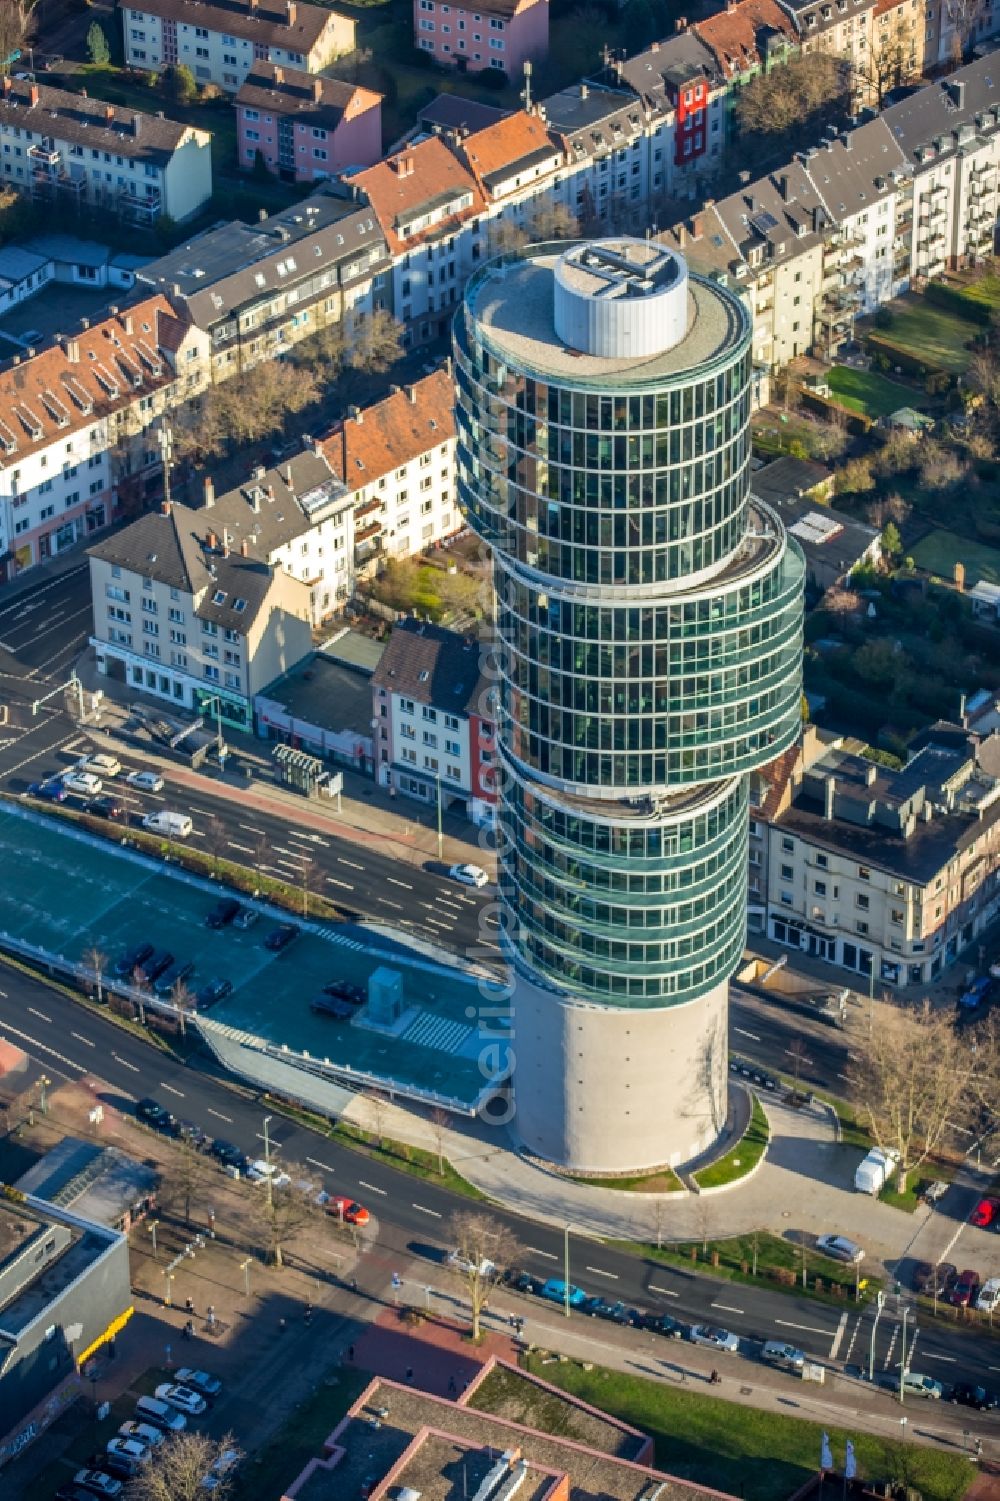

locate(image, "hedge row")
[[924, 278, 994, 327]]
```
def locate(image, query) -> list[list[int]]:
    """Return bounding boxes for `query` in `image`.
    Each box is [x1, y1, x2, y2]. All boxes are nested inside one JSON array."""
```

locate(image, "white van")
[[854, 1147, 899, 1195], [78, 752, 122, 777], [134, 1395, 187, 1432], [143, 810, 193, 839]]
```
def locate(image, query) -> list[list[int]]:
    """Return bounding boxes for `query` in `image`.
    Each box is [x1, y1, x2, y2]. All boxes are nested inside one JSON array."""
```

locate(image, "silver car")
[[689, 1324, 740, 1353], [816, 1233, 865, 1264]]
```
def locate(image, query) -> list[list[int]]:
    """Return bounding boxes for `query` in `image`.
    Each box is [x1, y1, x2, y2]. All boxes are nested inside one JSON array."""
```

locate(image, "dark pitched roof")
[[125, 0, 341, 53], [372, 619, 490, 718], [417, 93, 511, 135], [0, 77, 203, 165], [203, 449, 349, 559], [235, 62, 381, 130]]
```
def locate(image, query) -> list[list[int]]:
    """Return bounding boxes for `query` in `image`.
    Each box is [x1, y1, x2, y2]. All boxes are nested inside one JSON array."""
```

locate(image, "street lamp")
[[263, 1115, 274, 1210], [563, 1224, 572, 1318], [38, 1074, 51, 1114], [898, 1304, 914, 1405], [239, 1257, 252, 1300], [148, 1218, 160, 1260], [162, 1270, 175, 1307]]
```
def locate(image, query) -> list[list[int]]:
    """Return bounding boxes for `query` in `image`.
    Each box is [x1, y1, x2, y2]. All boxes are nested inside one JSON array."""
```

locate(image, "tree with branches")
[[245, 1169, 317, 1266], [162, 1138, 210, 1227], [846, 999, 998, 1192], [170, 977, 197, 1039], [123, 1430, 241, 1501], [204, 816, 228, 879], [0, 0, 33, 78], [349, 307, 405, 375], [83, 946, 108, 1006], [735, 53, 848, 148], [429, 1106, 451, 1177], [446, 1209, 521, 1340]]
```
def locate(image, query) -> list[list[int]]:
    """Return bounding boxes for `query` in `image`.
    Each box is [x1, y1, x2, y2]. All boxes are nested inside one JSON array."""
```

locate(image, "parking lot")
[[0, 805, 497, 1105]]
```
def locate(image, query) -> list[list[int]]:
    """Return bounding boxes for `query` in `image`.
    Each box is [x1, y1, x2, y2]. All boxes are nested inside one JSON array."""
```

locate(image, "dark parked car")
[[135, 949, 174, 986], [84, 795, 125, 820], [196, 977, 233, 1010], [310, 993, 353, 1020], [911, 1261, 935, 1294], [92, 1453, 139, 1483], [950, 1269, 981, 1307], [210, 1140, 246, 1171], [502, 1268, 542, 1295], [154, 959, 196, 998], [950, 1382, 998, 1410], [322, 980, 367, 1007], [264, 923, 298, 952], [643, 1312, 686, 1339], [585, 1297, 632, 1324], [206, 898, 241, 930], [114, 943, 154, 979], [136, 1098, 179, 1135]]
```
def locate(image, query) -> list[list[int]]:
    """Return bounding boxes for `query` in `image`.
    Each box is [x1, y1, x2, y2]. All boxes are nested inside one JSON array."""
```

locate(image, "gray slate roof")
[[372, 619, 491, 719], [0, 78, 198, 166], [204, 449, 349, 559]]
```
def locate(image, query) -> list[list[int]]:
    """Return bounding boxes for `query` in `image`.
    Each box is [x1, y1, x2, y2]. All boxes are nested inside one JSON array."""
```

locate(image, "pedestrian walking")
[[206, 1304, 216, 1331], [405, 1366, 414, 1383], [447, 1375, 457, 1395], [185, 1297, 195, 1316], [347, 1343, 355, 1363]]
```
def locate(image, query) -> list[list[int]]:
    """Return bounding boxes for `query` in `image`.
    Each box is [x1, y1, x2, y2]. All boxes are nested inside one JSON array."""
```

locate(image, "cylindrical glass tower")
[[454, 239, 804, 1172]]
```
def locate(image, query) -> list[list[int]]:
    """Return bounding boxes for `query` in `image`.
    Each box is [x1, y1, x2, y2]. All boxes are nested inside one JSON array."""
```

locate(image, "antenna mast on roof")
[[521, 60, 532, 113]]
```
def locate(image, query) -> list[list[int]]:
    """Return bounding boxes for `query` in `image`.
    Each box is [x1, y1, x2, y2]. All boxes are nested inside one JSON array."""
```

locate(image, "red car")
[[950, 1269, 981, 1307], [970, 1197, 1000, 1229], [327, 1195, 370, 1227]]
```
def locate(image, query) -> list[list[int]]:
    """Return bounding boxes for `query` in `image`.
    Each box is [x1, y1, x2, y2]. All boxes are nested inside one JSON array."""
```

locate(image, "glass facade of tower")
[[454, 241, 804, 1011]]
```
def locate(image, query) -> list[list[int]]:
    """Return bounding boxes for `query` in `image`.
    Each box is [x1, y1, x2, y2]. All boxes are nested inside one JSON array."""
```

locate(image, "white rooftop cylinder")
[[552, 238, 689, 359]]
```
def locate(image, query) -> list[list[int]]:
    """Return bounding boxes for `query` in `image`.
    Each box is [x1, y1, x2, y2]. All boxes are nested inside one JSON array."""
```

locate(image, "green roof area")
[[0, 805, 496, 1107]]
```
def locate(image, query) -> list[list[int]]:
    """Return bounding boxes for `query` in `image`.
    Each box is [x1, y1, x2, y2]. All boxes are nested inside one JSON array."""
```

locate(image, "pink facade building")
[[413, 0, 548, 76], [236, 63, 382, 181]]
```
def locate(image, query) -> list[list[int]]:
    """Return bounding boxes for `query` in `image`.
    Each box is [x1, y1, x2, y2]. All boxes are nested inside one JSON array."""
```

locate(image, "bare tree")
[[823, 585, 863, 617], [205, 815, 228, 878], [528, 202, 579, 241], [786, 1037, 812, 1087], [170, 978, 196, 1039], [245, 1169, 317, 1267], [299, 854, 319, 917], [365, 1089, 388, 1150], [0, 0, 33, 79], [162, 1138, 209, 1227], [348, 307, 405, 375], [446, 1210, 521, 1340], [83, 946, 108, 1006], [124, 1430, 241, 1501], [429, 1106, 451, 1177], [735, 53, 847, 142], [847, 1000, 998, 1192], [486, 217, 530, 255], [943, 0, 987, 58], [252, 832, 269, 896]]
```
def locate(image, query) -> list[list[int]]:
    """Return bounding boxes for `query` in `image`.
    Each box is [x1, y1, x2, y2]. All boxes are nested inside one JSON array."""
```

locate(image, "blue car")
[[958, 976, 993, 1011], [27, 779, 68, 802], [539, 1278, 588, 1308]]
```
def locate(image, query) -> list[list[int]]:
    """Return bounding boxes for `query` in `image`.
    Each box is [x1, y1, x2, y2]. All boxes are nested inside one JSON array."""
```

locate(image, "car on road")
[[950, 1381, 998, 1410], [127, 769, 165, 792], [899, 1372, 944, 1400], [72, 1469, 123, 1498], [642, 1312, 685, 1339], [114, 943, 154, 979], [246, 1160, 291, 1189], [62, 770, 103, 796], [815, 1234, 865, 1264], [958, 975, 994, 1011], [502, 1268, 543, 1296], [135, 1395, 186, 1432], [117, 1422, 164, 1450], [950, 1269, 980, 1307], [689, 1325, 740, 1353], [142, 810, 193, 838], [84, 795, 125, 820], [196, 978, 233, 1010], [28, 777, 68, 802], [976, 1276, 1000, 1314], [154, 1383, 207, 1416], [135, 1098, 177, 1133], [174, 1368, 222, 1399], [106, 1437, 151, 1467], [206, 898, 241, 930], [761, 1340, 806, 1372], [310, 992, 354, 1020], [539, 1278, 588, 1309], [264, 922, 298, 952], [326, 1196, 370, 1227], [135, 949, 174, 986], [78, 754, 122, 778], [448, 862, 489, 887], [210, 1139, 246, 1171], [970, 1197, 999, 1228], [154, 959, 196, 998], [232, 906, 259, 929]]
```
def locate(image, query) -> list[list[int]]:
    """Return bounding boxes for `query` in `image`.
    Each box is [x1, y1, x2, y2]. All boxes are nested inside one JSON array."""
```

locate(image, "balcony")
[[120, 185, 162, 225], [28, 144, 61, 169]]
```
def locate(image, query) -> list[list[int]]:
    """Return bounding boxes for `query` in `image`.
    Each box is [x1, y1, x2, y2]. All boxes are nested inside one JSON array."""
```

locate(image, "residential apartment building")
[[778, 0, 879, 102], [764, 735, 1000, 986], [137, 190, 388, 379], [0, 77, 211, 225], [695, 0, 799, 134], [0, 297, 207, 579], [372, 618, 496, 826], [413, 0, 549, 76], [235, 63, 382, 181], [88, 497, 313, 728], [120, 0, 355, 91], [540, 83, 653, 233], [197, 451, 353, 626], [614, 31, 727, 197], [456, 108, 565, 236], [321, 367, 458, 582]]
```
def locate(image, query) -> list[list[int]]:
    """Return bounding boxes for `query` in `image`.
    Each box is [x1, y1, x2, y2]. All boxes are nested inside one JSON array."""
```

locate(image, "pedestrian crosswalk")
[[402, 1010, 472, 1054], [314, 925, 366, 952]]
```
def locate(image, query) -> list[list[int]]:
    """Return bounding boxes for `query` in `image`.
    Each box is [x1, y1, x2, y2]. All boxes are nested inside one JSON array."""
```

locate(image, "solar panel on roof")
[[748, 210, 778, 235]]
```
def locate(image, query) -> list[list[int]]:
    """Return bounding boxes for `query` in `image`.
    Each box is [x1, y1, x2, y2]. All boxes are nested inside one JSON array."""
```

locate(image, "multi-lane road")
[[2, 962, 997, 1404]]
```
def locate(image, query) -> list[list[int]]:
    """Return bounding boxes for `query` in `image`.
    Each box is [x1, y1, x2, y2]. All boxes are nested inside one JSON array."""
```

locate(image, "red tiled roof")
[[695, 0, 797, 80], [349, 136, 484, 255], [322, 367, 455, 485], [458, 109, 563, 195]]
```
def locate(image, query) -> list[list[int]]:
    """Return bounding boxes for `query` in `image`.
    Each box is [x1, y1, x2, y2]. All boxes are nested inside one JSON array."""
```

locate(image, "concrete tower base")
[[510, 971, 729, 1174]]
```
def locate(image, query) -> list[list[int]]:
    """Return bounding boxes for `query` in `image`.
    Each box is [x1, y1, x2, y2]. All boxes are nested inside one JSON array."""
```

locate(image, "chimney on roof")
[[222, 531, 231, 558], [240, 537, 250, 557], [283, 464, 293, 487], [207, 529, 218, 549], [161, 499, 172, 517], [393, 153, 414, 177], [133, 112, 141, 137], [64, 335, 79, 363], [1, 76, 10, 96], [80, 316, 90, 330], [109, 304, 119, 316], [123, 312, 133, 335], [580, 82, 588, 100], [406, 384, 417, 403], [676, 222, 687, 247], [690, 211, 704, 240], [287, 0, 297, 21], [29, 83, 39, 108], [778, 172, 793, 202], [313, 76, 322, 102], [248, 0, 258, 10], [203, 475, 215, 509], [824, 775, 836, 820], [349, 404, 362, 422], [105, 104, 115, 125], [866, 761, 877, 787]]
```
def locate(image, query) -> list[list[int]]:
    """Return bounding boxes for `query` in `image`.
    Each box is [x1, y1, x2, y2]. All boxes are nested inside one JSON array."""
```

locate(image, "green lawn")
[[520, 1357, 974, 1501], [611, 1230, 875, 1303], [867, 297, 979, 375], [566, 1165, 684, 1193], [911, 527, 1000, 585], [694, 1094, 769, 1189], [943, 271, 1000, 312], [826, 365, 915, 418]]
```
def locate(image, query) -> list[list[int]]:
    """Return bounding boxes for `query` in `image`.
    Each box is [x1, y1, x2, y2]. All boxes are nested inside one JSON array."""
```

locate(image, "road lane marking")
[[228, 842, 254, 855], [358, 1180, 387, 1195], [883, 1325, 898, 1369], [306, 1156, 336, 1174], [378, 899, 404, 912], [160, 1083, 185, 1099], [649, 1284, 680, 1298], [0, 1022, 85, 1073], [326, 877, 355, 891], [338, 857, 364, 870], [412, 1203, 442, 1218], [711, 1303, 744, 1314], [112, 1053, 140, 1073], [585, 1266, 619, 1280], [238, 823, 266, 836], [829, 1311, 848, 1360], [527, 1247, 558, 1260], [733, 1027, 761, 1041], [207, 1108, 233, 1124], [387, 878, 412, 889], [924, 1353, 955, 1362], [774, 1319, 831, 1337], [71, 1031, 95, 1048], [27, 1006, 52, 1022]]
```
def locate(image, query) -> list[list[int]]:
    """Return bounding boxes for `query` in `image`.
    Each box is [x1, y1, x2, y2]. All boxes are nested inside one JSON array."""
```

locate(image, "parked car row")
[[110, 942, 232, 1012], [911, 1260, 1000, 1311], [728, 1056, 779, 1092], [28, 758, 168, 819], [310, 979, 367, 1019]]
